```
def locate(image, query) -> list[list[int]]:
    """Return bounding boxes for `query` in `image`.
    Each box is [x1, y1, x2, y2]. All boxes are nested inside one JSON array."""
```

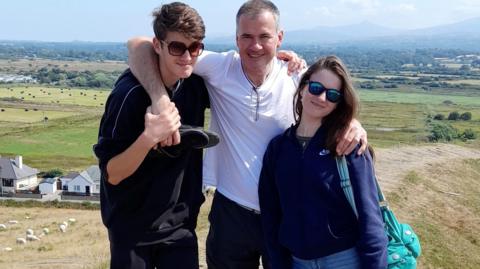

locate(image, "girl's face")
[[301, 69, 342, 121]]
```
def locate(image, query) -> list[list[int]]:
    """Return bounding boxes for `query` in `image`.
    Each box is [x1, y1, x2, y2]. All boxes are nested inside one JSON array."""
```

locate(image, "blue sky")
[[2, 0, 480, 42]]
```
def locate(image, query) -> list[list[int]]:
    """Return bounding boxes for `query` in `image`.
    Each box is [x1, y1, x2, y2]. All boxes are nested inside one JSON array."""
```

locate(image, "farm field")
[[1, 82, 479, 170], [0, 59, 127, 73], [359, 89, 480, 106], [0, 107, 79, 123], [0, 86, 109, 107]]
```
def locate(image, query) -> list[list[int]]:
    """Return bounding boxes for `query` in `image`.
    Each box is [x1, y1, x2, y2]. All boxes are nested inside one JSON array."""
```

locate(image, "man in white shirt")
[[127, 1, 367, 268]]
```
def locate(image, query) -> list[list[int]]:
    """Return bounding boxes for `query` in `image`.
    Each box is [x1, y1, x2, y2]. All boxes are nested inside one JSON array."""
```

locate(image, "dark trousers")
[[206, 191, 271, 269], [109, 234, 198, 269]]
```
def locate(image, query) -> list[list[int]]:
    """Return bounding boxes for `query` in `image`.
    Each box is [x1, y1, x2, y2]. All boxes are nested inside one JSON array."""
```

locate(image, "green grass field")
[[0, 114, 101, 171], [446, 79, 480, 85], [0, 58, 127, 72], [0, 81, 478, 170], [0, 107, 79, 123], [359, 89, 480, 106], [1, 86, 109, 107]]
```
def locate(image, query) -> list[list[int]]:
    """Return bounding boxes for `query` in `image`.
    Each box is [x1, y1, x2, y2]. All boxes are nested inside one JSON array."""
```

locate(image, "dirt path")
[[374, 143, 480, 193]]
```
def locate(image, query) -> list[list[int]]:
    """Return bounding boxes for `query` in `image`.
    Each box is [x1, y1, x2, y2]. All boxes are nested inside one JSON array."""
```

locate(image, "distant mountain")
[[205, 17, 480, 51], [285, 21, 402, 44], [406, 17, 480, 36]]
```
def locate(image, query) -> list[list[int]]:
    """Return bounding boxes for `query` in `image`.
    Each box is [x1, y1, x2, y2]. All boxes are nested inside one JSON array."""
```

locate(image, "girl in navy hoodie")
[[259, 56, 387, 269]]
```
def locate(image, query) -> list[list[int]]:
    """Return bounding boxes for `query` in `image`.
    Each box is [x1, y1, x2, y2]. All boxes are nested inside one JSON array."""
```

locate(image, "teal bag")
[[336, 156, 421, 269]]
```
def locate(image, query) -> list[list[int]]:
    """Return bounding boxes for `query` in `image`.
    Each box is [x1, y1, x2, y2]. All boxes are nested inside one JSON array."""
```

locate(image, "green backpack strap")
[[335, 156, 359, 217], [336, 155, 386, 211]]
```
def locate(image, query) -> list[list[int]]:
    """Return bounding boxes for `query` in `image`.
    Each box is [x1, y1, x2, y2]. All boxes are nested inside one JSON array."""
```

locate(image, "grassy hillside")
[[389, 159, 480, 268]]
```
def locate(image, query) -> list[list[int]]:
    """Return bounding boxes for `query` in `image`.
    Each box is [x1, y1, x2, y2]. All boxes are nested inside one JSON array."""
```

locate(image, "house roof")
[[71, 165, 100, 185], [40, 177, 57, 184], [0, 157, 38, 180], [84, 165, 100, 184], [63, 172, 80, 179]]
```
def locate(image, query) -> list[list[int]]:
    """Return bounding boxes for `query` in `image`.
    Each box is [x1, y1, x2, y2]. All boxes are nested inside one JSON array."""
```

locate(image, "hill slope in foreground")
[[0, 143, 479, 269], [375, 144, 480, 269]]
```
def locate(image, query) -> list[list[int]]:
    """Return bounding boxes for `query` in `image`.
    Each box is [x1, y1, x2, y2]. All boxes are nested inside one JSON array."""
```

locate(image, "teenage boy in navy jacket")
[[94, 3, 213, 268]]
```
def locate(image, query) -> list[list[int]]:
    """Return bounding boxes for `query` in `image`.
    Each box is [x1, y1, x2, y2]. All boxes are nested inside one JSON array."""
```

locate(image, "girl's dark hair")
[[293, 55, 359, 156]]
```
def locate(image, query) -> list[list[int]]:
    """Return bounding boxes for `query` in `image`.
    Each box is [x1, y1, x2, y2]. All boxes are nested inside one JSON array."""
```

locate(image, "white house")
[[60, 172, 79, 191], [0, 156, 38, 194], [67, 165, 100, 195], [39, 177, 59, 194]]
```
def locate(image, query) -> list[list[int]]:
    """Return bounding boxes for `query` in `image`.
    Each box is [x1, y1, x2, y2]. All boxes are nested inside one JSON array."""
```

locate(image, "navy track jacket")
[[259, 124, 388, 269]]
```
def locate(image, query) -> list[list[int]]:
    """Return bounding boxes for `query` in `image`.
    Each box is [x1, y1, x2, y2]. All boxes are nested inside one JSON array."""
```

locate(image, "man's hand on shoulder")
[[336, 119, 368, 156], [277, 50, 307, 75]]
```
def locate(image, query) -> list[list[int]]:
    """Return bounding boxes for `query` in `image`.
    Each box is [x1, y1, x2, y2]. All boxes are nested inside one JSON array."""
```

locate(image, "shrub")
[[448, 111, 460, 120], [461, 129, 476, 140], [460, 112, 472, 121], [39, 168, 64, 178], [433, 114, 445, 120], [428, 123, 458, 142]]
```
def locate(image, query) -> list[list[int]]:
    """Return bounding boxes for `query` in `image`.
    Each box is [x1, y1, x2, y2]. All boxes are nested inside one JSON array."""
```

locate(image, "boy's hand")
[[143, 103, 181, 148], [150, 95, 181, 148]]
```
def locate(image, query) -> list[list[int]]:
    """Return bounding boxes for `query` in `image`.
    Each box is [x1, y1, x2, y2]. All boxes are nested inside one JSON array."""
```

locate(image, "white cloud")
[[305, 6, 332, 17], [454, 0, 480, 13], [340, 0, 380, 10], [392, 3, 416, 12]]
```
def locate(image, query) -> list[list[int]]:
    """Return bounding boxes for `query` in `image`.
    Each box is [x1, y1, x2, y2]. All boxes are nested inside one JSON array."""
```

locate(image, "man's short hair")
[[152, 2, 205, 41], [236, 0, 280, 32]]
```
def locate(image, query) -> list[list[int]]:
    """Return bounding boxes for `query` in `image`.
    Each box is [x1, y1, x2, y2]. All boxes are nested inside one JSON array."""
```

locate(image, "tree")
[[460, 112, 472, 121], [433, 114, 445, 120], [447, 111, 460, 120]]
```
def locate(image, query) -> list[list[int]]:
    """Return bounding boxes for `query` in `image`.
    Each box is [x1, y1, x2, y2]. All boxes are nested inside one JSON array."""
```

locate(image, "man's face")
[[236, 11, 283, 73], [153, 31, 203, 86]]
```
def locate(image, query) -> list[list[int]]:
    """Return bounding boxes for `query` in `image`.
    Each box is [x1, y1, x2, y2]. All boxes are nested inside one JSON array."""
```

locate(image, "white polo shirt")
[[194, 50, 301, 211]]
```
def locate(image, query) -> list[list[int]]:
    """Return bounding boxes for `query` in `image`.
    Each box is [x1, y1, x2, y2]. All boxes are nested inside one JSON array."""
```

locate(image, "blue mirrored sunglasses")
[[307, 81, 342, 103]]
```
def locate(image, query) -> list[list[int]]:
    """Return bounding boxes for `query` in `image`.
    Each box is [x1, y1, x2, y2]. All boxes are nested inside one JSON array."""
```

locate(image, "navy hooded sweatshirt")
[[258, 124, 388, 269]]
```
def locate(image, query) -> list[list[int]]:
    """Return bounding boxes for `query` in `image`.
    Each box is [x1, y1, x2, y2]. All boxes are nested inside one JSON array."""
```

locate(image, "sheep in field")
[[16, 238, 26, 245], [0, 224, 6, 230], [26, 234, 40, 241], [59, 224, 67, 233]]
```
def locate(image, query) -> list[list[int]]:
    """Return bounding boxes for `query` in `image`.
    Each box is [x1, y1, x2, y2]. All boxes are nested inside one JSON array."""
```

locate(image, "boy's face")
[[153, 31, 204, 85]]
